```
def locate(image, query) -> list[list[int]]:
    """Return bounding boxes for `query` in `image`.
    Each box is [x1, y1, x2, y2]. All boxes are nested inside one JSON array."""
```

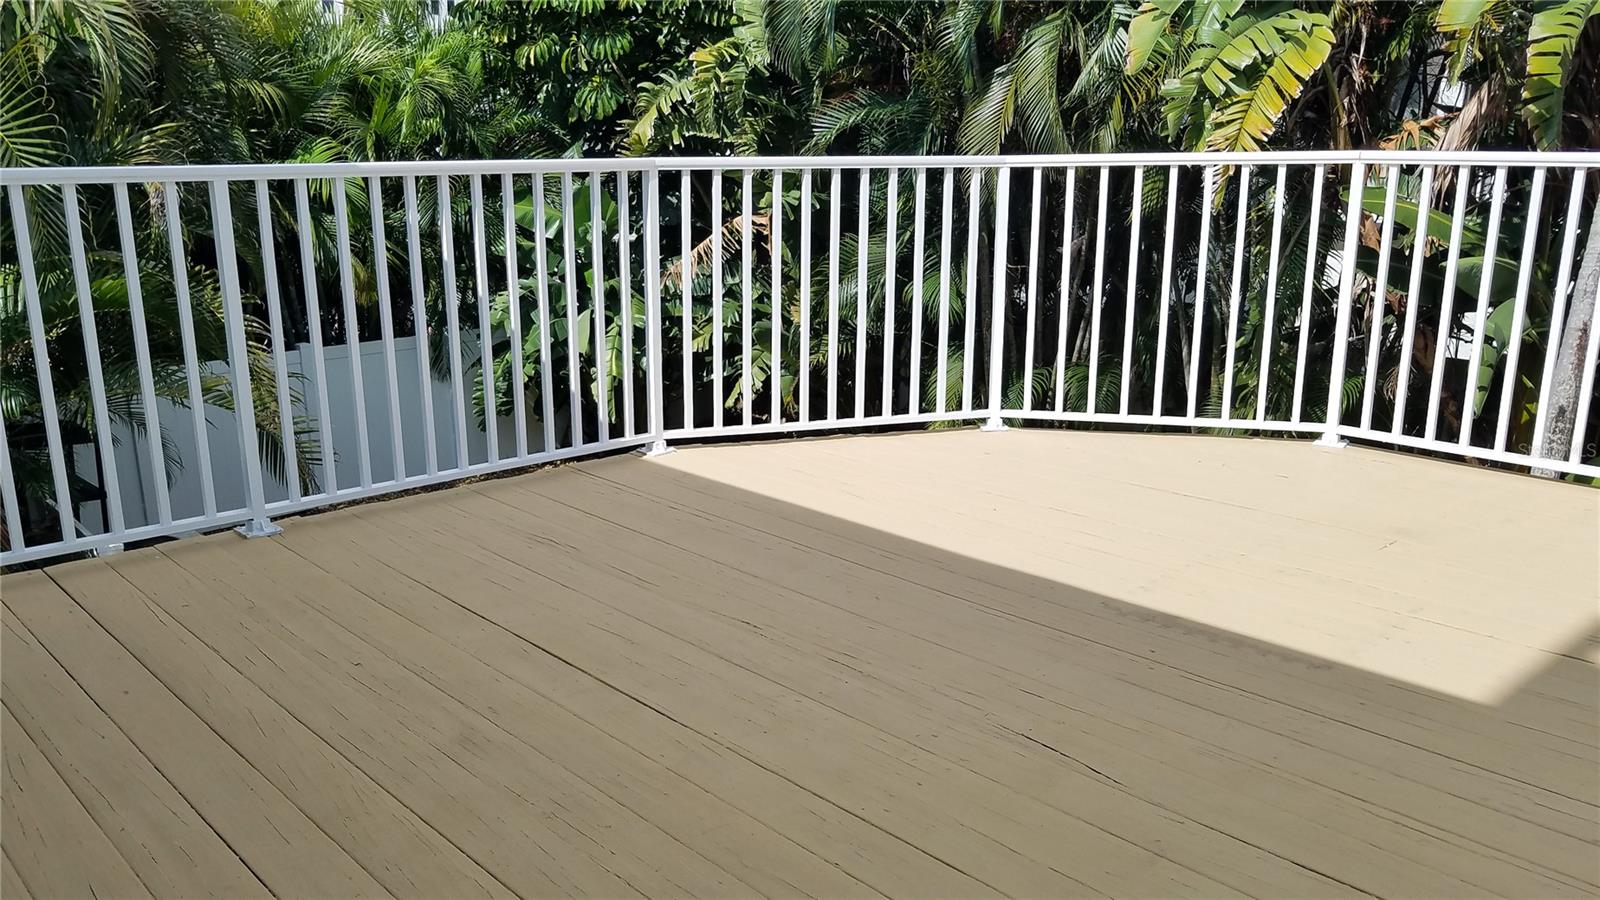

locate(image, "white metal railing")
[[2, 150, 1596, 565]]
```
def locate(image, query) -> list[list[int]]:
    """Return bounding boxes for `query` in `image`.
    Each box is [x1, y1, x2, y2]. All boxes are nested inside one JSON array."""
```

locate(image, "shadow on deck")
[[3, 430, 1597, 898]]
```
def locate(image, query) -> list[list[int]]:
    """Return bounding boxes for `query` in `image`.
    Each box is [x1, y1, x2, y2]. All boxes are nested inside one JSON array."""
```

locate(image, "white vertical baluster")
[[1121, 166, 1146, 415], [712, 170, 725, 428], [165, 182, 217, 514], [1187, 166, 1215, 419], [0, 415, 24, 548], [937, 166, 954, 413], [1153, 167, 1179, 417], [1425, 167, 1473, 441], [1359, 165, 1400, 429], [587, 172, 607, 443], [1290, 164, 1326, 423], [909, 167, 927, 416], [741, 168, 755, 426], [210, 180, 274, 534], [1256, 165, 1288, 422], [881, 168, 897, 416], [402, 176, 438, 475], [680, 170, 693, 430], [1054, 168, 1077, 413], [1320, 162, 1369, 445], [1493, 167, 1547, 452], [471, 174, 497, 460], [560, 172, 582, 447], [771, 169, 784, 423], [368, 176, 406, 482], [827, 168, 842, 421], [1087, 167, 1110, 414], [294, 179, 337, 492], [256, 180, 301, 500], [962, 168, 983, 412], [984, 167, 1011, 427], [532, 174, 556, 454], [1458, 166, 1508, 447], [6, 185, 73, 541], [643, 168, 667, 452], [441, 176, 470, 464], [1021, 167, 1043, 411], [114, 183, 171, 523], [1221, 166, 1251, 420], [333, 178, 372, 486], [855, 168, 871, 419], [64, 185, 125, 531], [1392, 166, 1436, 436], [618, 171, 634, 438], [800, 168, 813, 422], [504, 174, 528, 458], [1530, 170, 1588, 458]]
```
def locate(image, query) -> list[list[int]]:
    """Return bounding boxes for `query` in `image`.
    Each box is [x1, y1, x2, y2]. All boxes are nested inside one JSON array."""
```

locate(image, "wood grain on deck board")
[[3, 429, 1595, 898], [41, 557, 516, 899], [2, 611, 269, 897], [538, 465, 1594, 882], [2, 705, 150, 900], [5, 572, 388, 899]]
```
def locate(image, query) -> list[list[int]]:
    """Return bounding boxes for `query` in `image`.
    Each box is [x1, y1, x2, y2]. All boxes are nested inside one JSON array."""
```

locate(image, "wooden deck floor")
[[3, 430, 1596, 899]]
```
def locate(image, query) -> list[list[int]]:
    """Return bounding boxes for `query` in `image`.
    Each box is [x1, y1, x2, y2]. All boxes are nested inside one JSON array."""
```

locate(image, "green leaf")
[[1452, 255, 1528, 313], [1436, 0, 1502, 31], [0, 41, 61, 167], [1522, 0, 1600, 148], [1203, 11, 1334, 151], [1471, 294, 1532, 415], [1126, 0, 1179, 74], [1436, 0, 1512, 77], [956, 59, 1018, 154], [1011, 10, 1071, 154]]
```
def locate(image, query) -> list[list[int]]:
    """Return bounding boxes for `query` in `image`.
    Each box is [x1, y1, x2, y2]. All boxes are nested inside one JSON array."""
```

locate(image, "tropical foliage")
[[3, 0, 1599, 548]]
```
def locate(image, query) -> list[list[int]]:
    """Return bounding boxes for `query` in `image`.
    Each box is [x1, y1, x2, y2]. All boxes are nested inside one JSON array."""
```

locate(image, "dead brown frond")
[[662, 212, 772, 289]]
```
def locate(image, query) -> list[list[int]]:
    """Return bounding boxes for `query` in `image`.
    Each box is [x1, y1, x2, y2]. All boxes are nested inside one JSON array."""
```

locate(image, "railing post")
[[1316, 161, 1366, 448], [642, 164, 672, 456], [210, 179, 282, 537], [983, 166, 1011, 431]]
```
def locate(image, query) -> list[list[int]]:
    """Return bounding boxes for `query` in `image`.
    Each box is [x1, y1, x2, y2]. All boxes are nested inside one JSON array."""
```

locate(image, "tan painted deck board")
[[1, 848, 33, 900], [110, 544, 733, 898], [530, 466, 1593, 887], [1, 610, 269, 897], [3, 430, 1596, 897], [4, 572, 389, 899], [271, 512, 989, 899], [1, 706, 150, 900], [42, 557, 516, 899]]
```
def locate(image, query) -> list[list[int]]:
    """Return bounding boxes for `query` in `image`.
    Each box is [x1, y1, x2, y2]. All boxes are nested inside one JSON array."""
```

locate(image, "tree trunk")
[[1534, 200, 1600, 475]]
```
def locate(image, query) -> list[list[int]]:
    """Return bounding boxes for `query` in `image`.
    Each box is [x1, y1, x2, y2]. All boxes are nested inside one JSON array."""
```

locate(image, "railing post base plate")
[[92, 542, 125, 558], [236, 517, 283, 539], [980, 418, 1009, 432], [1314, 434, 1349, 449], [641, 440, 674, 458]]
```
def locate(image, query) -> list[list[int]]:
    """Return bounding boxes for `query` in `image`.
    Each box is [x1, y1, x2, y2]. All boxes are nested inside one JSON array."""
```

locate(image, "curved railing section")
[[2, 151, 1596, 564]]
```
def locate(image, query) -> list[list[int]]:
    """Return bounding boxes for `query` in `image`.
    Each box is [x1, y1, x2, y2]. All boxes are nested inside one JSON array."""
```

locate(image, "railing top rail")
[[0, 158, 661, 185], [3, 149, 1595, 185], [658, 149, 1600, 171]]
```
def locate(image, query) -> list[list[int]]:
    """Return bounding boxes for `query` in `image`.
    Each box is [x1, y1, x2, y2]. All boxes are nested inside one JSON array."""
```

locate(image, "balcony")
[[2, 151, 1598, 897]]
